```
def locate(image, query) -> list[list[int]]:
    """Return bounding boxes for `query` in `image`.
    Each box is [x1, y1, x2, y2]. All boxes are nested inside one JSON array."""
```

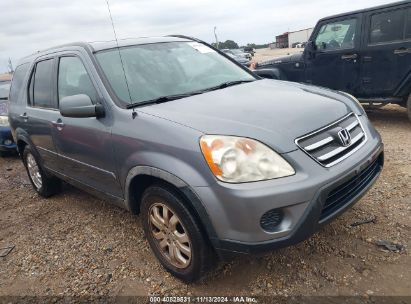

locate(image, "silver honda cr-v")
[[8, 36, 384, 282]]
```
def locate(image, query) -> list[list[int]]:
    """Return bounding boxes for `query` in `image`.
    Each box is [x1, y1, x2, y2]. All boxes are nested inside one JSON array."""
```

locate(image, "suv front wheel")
[[141, 184, 215, 282], [22, 146, 61, 198]]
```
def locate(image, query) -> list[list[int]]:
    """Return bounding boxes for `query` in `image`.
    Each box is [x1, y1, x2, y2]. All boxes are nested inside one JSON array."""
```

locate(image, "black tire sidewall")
[[141, 185, 210, 282], [22, 145, 60, 197], [407, 96, 411, 122]]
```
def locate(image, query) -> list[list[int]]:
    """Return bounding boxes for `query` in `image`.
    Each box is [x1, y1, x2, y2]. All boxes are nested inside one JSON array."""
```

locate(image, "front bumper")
[[193, 116, 383, 255], [0, 126, 16, 152]]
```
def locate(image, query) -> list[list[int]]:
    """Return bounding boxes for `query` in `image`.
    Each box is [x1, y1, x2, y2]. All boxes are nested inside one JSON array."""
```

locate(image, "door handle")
[[394, 48, 410, 55], [341, 54, 358, 60], [52, 119, 65, 130]]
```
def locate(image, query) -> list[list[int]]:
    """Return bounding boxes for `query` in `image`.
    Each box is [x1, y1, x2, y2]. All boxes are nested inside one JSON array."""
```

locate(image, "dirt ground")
[[0, 105, 410, 299]]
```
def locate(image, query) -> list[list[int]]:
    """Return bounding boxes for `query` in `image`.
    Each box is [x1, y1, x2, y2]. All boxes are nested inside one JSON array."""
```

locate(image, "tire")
[[22, 145, 61, 198], [141, 184, 216, 282], [407, 96, 411, 122]]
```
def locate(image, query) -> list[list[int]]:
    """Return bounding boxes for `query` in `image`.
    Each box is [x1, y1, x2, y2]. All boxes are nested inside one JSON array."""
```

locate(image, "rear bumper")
[[0, 126, 17, 152], [212, 145, 383, 256]]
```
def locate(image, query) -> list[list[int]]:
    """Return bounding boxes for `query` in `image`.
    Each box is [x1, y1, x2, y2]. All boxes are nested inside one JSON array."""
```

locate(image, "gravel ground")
[[0, 105, 410, 299]]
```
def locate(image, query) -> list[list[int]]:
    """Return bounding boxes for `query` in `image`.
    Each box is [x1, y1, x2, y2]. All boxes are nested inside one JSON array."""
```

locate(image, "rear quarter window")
[[9, 63, 29, 103]]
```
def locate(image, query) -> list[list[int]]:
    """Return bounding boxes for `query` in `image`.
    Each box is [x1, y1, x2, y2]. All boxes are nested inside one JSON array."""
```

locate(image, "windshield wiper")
[[126, 92, 203, 109], [126, 79, 255, 109], [0, 97, 7, 100], [200, 79, 255, 93]]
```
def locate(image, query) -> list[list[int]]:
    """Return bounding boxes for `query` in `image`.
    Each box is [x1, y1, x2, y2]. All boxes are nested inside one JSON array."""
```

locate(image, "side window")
[[58, 57, 97, 103], [405, 8, 411, 39], [9, 63, 29, 103], [30, 59, 55, 109], [369, 9, 405, 44], [315, 18, 357, 51]]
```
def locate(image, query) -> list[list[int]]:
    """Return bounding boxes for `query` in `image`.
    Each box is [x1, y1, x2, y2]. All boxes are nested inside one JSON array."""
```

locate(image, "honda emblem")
[[338, 128, 351, 147]]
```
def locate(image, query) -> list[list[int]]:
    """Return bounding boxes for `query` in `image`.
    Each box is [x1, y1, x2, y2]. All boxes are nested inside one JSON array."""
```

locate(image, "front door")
[[51, 54, 122, 198], [360, 4, 411, 98], [305, 15, 362, 95]]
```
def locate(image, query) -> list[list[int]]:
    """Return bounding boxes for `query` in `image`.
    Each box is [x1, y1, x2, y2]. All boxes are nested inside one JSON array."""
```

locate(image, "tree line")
[[211, 40, 270, 50]]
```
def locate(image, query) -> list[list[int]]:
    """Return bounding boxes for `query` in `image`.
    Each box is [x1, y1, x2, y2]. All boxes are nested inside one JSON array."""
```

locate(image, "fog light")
[[260, 209, 283, 232], [4, 139, 12, 146]]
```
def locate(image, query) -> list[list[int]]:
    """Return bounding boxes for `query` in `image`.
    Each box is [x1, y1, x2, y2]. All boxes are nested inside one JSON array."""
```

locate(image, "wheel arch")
[[14, 129, 34, 157], [124, 166, 219, 246]]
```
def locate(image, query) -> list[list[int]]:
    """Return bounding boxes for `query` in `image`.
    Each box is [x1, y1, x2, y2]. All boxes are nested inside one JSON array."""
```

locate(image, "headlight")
[[0, 116, 9, 127], [200, 135, 295, 183], [338, 91, 366, 116]]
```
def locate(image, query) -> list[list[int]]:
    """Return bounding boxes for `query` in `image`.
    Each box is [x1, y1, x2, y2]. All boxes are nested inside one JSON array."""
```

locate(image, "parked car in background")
[[0, 75, 16, 156], [255, 1, 411, 121], [291, 42, 302, 48], [243, 46, 255, 56], [9, 36, 383, 282], [222, 48, 252, 60], [224, 52, 251, 67]]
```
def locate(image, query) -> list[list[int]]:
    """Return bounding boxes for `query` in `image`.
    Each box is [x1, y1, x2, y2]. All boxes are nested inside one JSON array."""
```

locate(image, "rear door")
[[23, 58, 61, 170], [305, 14, 362, 94], [360, 3, 411, 97]]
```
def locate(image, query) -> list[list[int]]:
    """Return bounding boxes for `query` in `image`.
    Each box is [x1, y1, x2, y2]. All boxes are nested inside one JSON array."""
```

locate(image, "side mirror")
[[305, 41, 317, 59], [306, 40, 317, 52], [59, 94, 105, 118]]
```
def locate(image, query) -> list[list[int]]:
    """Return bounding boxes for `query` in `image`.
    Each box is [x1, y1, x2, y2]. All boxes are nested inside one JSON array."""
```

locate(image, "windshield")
[[230, 49, 243, 54], [95, 41, 255, 105], [0, 81, 11, 99]]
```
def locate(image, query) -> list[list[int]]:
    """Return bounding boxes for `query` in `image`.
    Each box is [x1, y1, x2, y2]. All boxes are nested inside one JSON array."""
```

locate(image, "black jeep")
[[255, 1, 411, 121]]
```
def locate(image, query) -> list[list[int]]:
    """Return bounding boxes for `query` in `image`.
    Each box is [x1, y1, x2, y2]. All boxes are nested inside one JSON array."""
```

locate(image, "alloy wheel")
[[149, 202, 192, 268], [26, 153, 42, 189]]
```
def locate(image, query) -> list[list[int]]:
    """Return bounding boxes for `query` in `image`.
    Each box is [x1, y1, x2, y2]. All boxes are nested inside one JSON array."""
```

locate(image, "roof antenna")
[[104, 0, 136, 119]]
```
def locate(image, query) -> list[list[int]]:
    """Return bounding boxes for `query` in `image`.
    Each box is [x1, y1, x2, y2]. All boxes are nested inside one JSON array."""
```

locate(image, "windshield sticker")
[[187, 42, 216, 54]]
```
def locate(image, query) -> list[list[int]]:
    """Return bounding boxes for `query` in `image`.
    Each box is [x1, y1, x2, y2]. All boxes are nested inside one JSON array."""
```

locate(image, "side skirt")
[[45, 166, 126, 209]]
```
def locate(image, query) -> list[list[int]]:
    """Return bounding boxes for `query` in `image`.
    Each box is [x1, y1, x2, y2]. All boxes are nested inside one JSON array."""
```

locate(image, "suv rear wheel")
[[141, 184, 215, 282], [22, 146, 61, 198], [407, 95, 411, 122]]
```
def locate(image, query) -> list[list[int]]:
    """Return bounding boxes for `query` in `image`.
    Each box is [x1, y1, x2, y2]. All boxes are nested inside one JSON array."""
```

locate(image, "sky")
[[0, 0, 393, 73]]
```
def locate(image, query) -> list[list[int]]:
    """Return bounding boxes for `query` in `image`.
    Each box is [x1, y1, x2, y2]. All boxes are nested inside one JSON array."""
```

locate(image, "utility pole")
[[7, 58, 14, 74], [214, 26, 219, 49]]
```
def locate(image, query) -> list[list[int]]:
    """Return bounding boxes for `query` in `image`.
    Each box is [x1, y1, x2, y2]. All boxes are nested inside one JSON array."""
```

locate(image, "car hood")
[[233, 56, 249, 63], [139, 79, 352, 153], [261, 52, 303, 66]]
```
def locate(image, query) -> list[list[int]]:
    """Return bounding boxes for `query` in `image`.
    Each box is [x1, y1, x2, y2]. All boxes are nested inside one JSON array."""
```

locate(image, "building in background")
[[288, 28, 314, 48], [275, 33, 289, 48], [275, 28, 314, 48]]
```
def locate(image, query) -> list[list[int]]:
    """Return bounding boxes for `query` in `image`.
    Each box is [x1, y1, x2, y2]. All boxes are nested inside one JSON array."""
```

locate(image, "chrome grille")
[[295, 113, 367, 167]]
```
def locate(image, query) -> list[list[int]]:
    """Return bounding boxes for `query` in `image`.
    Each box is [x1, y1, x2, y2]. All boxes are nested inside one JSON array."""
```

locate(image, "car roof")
[[319, 0, 409, 22], [88, 36, 191, 51], [17, 36, 192, 66]]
